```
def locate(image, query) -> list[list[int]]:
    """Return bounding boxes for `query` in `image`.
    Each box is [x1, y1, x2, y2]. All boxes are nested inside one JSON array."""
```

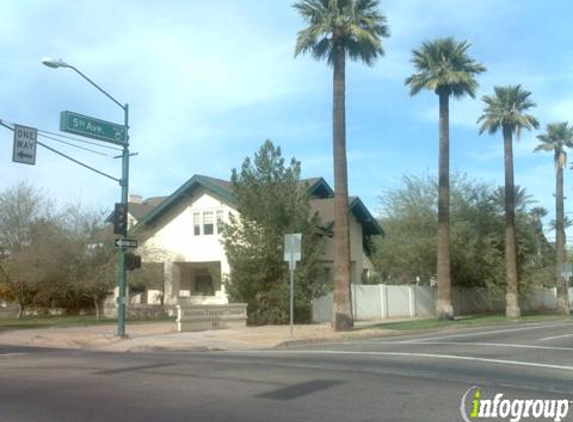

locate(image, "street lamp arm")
[[42, 57, 126, 112], [67, 65, 126, 112]]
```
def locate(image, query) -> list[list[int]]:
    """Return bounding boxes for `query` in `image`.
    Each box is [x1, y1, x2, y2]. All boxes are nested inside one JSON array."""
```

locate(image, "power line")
[[37, 128, 123, 151], [1, 118, 124, 155], [0, 120, 120, 183], [38, 132, 110, 156]]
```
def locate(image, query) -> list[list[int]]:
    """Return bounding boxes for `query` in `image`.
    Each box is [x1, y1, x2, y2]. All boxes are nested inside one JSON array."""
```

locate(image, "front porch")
[[164, 261, 228, 306]]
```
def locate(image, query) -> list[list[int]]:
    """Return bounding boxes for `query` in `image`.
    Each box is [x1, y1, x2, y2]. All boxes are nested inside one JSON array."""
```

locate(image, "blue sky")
[[1, 1, 573, 241]]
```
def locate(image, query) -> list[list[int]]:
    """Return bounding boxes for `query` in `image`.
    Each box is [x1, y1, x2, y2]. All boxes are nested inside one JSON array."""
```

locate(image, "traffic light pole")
[[117, 104, 129, 338]]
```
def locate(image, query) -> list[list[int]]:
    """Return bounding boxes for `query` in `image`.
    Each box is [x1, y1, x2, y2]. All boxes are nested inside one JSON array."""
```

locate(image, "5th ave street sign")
[[12, 124, 37, 165], [60, 111, 126, 145]]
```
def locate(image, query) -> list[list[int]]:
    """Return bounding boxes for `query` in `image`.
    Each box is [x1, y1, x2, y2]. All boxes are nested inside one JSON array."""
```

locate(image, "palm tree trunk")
[[331, 44, 353, 331], [503, 125, 521, 318], [555, 157, 570, 315], [436, 91, 453, 320]]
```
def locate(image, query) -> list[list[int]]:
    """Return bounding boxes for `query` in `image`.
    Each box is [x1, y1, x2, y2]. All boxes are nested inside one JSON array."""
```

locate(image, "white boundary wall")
[[312, 285, 573, 323]]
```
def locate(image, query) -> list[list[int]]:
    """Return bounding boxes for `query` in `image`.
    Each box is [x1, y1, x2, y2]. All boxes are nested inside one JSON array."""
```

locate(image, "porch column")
[[164, 261, 181, 305]]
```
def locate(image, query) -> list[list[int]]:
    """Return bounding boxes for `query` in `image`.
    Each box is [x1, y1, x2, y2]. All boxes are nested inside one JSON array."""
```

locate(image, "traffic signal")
[[114, 203, 128, 236], [124, 253, 141, 271]]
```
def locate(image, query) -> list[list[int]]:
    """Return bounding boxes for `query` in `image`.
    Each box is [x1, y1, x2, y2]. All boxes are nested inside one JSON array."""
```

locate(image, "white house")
[[117, 175, 383, 310]]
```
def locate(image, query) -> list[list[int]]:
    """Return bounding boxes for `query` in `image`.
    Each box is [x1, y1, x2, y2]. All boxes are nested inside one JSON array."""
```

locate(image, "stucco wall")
[[143, 191, 231, 270], [140, 190, 233, 304]]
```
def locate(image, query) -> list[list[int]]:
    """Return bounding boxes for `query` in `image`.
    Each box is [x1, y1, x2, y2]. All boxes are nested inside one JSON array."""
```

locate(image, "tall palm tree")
[[294, 0, 389, 331], [405, 38, 485, 320], [535, 122, 573, 315], [478, 85, 539, 318]]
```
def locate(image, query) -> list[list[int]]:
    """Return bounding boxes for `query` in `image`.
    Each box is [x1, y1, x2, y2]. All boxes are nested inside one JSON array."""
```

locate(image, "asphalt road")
[[1, 320, 572, 422]]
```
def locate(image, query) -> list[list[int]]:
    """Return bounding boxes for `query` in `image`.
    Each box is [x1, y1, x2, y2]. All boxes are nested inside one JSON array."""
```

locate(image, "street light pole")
[[42, 57, 130, 338]]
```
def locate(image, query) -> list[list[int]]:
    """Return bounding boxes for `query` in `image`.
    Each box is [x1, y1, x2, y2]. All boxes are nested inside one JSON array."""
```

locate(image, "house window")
[[203, 211, 214, 235], [216, 210, 225, 233], [193, 212, 201, 235]]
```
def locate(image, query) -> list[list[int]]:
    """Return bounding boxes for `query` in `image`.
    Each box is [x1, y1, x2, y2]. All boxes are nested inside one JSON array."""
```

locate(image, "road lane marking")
[[366, 340, 573, 351], [236, 350, 573, 372], [0, 353, 27, 358], [393, 322, 571, 343], [538, 333, 573, 342]]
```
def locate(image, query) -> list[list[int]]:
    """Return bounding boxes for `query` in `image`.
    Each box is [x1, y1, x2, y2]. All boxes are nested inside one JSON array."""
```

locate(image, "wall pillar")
[[408, 285, 417, 317], [380, 284, 388, 319], [164, 261, 181, 305]]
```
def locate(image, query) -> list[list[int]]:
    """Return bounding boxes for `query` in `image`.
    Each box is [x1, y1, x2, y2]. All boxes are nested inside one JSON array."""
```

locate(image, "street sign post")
[[12, 125, 37, 165], [60, 111, 126, 145], [284, 233, 302, 337], [114, 238, 138, 249]]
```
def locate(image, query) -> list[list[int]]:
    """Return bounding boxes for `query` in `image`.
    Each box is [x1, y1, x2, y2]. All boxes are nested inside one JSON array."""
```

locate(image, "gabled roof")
[[139, 174, 383, 237], [304, 177, 334, 198], [349, 197, 385, 237], [309, 197, 384, 237], [129, 197, 166, 221], [139, 175, 234, 226], [104, 196, 166, 225]]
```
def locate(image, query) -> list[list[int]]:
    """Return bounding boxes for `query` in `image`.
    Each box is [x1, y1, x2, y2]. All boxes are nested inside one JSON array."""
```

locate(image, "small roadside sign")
[[114, 238, 138, 249], [12, 125, 37, 165], [284, 233, 302, 269]]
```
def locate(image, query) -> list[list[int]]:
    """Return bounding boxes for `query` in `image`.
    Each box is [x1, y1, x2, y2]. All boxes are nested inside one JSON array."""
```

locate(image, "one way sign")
[[115, 238, 138, 249], [12, 125, 37, 165]]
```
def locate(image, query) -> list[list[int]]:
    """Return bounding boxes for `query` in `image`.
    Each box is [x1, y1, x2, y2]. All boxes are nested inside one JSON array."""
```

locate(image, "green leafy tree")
[[0, 183, 117, 318], [222, 140, 326, 325], [374, 173, 552, 301], [478, 85, 539, 317], [535, 122, 573, 315], [405, 37, 485, 320], [294, 0, 390, 331], [0, 183, 51, 317]]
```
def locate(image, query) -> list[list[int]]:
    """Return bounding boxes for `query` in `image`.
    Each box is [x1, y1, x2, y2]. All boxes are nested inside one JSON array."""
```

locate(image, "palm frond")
[[293, 0, 389, 66], [404, 37, 485, 99], [477, 85, 538, 138], [535, 121, 573, 170]]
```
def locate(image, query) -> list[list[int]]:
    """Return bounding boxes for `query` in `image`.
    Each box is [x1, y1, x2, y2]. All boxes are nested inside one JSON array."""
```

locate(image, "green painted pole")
[[117, 103, 129, 338]]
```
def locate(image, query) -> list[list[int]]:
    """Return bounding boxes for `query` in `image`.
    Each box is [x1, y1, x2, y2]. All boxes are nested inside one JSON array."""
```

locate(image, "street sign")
[[60, 111, 126, 145], [284, 233, 302, 269], [12, 125, 37, 165], [114, 238, 138, 249]]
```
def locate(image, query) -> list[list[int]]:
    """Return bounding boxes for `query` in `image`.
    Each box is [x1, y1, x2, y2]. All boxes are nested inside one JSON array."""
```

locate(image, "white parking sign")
[[12, 125, 37, 165]]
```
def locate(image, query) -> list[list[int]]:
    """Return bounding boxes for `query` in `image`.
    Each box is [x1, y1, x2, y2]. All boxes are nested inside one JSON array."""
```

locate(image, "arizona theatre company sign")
[[175, 304, 248, 332]]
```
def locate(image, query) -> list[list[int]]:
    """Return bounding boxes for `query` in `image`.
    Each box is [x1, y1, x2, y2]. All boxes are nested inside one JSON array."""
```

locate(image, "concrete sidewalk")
[[0, 319, 412, 353]]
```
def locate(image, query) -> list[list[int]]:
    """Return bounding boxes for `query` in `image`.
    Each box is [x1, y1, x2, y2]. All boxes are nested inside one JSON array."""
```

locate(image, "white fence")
[[312, 284, 573, 323]]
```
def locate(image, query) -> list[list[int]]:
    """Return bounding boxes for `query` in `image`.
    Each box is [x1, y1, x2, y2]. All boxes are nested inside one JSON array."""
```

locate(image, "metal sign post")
[[284, 233, 302, 337]]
